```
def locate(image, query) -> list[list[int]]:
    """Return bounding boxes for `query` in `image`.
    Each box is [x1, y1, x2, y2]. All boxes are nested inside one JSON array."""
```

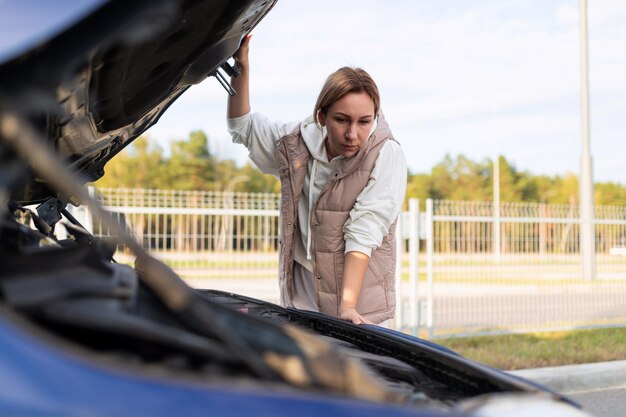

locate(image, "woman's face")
[[318, 91, 375, 160]]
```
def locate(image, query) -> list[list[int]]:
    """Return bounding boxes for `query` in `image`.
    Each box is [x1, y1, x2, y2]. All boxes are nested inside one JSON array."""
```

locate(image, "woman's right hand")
[[233, 34, 251, 71], [340, 307, 374, 325]]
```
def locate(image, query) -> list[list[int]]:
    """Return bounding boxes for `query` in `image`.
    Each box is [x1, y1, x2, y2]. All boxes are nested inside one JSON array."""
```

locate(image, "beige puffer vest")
[[275, 115, 398, 324]]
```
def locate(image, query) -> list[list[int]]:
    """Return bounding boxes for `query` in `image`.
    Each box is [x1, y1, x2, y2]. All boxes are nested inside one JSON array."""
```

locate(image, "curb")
[[508, 360, 626, 393]]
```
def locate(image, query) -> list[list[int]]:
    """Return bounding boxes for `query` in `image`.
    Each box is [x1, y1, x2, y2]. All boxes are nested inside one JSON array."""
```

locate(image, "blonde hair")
[[313, 67, 380, 125]]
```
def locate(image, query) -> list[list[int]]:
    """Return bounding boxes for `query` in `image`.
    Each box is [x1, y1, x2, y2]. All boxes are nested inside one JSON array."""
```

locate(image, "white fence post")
[[426, 198, 434, 338], [394, 211, 403, 331], [408, 198, 420, 336], [493, 194, 501, 265]]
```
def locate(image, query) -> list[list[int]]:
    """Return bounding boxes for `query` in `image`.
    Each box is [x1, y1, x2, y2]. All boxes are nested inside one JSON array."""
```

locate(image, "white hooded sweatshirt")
[[227, 112, 407, 307]]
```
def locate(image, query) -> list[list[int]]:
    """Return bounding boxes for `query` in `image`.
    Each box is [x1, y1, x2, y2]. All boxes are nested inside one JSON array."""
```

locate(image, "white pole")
[[394, 212, 404, 331], [426, 198, 434, 338], [408, 198, 420, 336], [493, 154, 501, 265], [492, 108, 501, 265], [579, 0, 596, 281]]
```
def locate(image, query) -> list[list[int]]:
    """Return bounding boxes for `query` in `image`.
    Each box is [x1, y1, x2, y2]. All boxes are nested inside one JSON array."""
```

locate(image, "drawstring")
[[306, 159, 318, 260]]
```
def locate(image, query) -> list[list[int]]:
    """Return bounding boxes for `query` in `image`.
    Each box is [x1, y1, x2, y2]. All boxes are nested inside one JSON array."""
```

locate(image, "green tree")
[[165, 130, 215, 190], [95, 133, 626, 207], [213, 159, 239, 191], [553, 174, 580, 205], [596, 182, 626, 206], [94, 136, 164, 188], [417, 154, 491, 201], [428, 154, 455, 199], [448, 155, 490, 201], [406, 172, 431, 207], [239, 162, 280, 193]]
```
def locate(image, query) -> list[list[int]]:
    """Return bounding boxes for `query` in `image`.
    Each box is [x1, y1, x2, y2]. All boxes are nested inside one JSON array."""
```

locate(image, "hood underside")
[[0, 0, 275, 204]]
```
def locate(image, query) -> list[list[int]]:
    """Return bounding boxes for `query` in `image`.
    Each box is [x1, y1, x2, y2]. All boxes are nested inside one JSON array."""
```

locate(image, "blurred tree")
[[494, 156, 520, 202], [406, 172, 431, 209], [166, 130, 215, 190], [94, 136, 164, 188], [427, 154, 454, 200], [448, 155, 490, 201], [239, 162, 280, 193], [213, 159, 239, 191], [95, 134, 626, 207], [533, 175, 560, 203], [553, 174, 580, 205], [596, 182, 626, 206]]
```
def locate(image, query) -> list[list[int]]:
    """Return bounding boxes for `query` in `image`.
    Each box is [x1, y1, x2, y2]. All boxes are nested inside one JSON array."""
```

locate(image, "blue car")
[[0, 1, 590, 416]]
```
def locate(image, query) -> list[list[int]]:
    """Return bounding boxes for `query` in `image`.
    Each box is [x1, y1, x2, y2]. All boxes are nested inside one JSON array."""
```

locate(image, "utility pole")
[[579, 0, 595, 281], [493, 153, 501, 264], [492, 109, 501, 265]]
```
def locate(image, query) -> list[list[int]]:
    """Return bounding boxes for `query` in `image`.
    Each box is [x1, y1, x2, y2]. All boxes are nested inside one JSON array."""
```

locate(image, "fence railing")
[[83, 187, 626, 337], [421, 198, 626, 337]]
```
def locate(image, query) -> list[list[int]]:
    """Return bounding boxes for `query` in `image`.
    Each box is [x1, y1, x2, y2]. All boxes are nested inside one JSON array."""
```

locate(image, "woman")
[[226, 35, 407, 325]]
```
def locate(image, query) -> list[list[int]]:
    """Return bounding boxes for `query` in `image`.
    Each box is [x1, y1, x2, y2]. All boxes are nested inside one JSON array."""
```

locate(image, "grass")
[[435, 327, 626, 370]]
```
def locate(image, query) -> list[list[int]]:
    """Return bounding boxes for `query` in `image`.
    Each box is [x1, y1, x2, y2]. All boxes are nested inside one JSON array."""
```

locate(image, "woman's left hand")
[[340, 307, 374, 325]]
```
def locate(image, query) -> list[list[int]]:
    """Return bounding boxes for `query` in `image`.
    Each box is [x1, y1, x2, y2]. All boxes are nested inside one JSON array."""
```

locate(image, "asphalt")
[[508, 360, 626, 393]]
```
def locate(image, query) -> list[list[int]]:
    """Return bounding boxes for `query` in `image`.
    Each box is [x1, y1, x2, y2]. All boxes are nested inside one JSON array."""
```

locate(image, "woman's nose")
[[346, 123, 358, 140]]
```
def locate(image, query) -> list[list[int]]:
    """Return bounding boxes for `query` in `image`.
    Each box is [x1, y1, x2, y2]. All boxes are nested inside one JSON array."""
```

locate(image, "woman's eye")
[[359, 120, 371, 125]]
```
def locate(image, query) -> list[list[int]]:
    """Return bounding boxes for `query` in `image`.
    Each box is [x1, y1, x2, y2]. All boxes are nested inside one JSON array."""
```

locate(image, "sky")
[[1, 0, 624, 182], [145, 1, 624, 184]]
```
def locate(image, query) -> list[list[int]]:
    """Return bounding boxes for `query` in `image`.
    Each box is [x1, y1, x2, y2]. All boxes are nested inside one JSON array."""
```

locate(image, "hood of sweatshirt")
[[298, 114, 380, 164], [299, 115, 328, 163]]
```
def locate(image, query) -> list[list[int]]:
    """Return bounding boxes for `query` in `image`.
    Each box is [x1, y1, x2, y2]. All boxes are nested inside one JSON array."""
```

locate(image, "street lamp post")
[[492, 108, 501, 265], [579, 0, 595, 281]]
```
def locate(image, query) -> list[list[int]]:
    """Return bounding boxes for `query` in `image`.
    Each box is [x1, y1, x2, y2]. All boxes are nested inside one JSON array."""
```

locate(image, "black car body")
[[0, 1, 589, 415]]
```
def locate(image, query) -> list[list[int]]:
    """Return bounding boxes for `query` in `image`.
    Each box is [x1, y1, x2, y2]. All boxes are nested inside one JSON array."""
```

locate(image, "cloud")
[[147, 0, 626, 183]]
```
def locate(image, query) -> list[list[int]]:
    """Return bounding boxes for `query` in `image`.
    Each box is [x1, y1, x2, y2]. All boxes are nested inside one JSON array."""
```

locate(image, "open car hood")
[[0, 0, 275, 204]]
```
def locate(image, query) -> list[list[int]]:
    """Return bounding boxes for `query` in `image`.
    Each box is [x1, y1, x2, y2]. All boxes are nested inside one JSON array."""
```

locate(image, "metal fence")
[[83, 187, 283, 300], [84, 187, 626, 337], [418, 199, 626, 337]]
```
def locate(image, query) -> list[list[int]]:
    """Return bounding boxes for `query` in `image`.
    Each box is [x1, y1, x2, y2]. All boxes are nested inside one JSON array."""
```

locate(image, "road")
[[430, 284, 626, 333], [569, 386, 626, 417], [185, 277, 626, 333]]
